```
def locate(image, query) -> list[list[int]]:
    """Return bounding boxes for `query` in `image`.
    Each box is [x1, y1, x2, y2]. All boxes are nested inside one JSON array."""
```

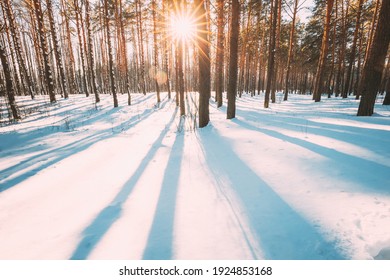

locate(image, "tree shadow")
[[142, 133, 184, 260], [198, 126, 346, 259], [0, 99, 169, 193], [69, 108, 178, 260], [232, 118, 390, 195]]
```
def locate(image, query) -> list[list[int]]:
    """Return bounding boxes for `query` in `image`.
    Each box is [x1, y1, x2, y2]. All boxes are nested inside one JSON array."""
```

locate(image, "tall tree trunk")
[[226, 0, 240, 119], [3, 0, 35, 99], [215, 0, 224, 107], [74, 0, 89, 97], [271, 0, 282, 103], [136, 0, 146, 95], [197, 0, 210, 128], [284, 0, 299, 101], [264, 0, 278, 108], [313, 0, 334, 102], [152, 0, 161, 103], [33, 0, 56, 103], [343, 0, 364, 98], [104, 0, 118, 107], [61, 0, 76, 95], [0, 42, 20, 120], [85, 0, 100, 103], [357, 0, 390, 115], [46, 0, 68, 99], [162, 0, 171, 99], [118, 0, 131, 105]]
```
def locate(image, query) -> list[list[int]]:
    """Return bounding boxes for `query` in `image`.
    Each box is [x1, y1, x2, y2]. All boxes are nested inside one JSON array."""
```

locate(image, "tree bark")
[[46, 0, 68, 99], [33, 0, 56, 103], [215, 0, 224, 107], [227, 0, 240, 119], [104, 0, 118, 107], [0, 42, 20, 120], [197, 0, 210, 128], [343, 0, 364, 98], [313, 0, 334, 102], [357, 0, 390, 115]]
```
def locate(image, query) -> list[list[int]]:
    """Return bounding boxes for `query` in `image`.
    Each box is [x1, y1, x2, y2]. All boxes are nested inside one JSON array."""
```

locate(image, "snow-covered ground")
[[0, 92, 389, 260]]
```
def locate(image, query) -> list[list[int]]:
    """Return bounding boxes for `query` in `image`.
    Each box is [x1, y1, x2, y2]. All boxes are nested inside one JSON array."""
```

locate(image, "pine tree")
[[357, 0, 390, 116], [227, 0, 240, 119], [197, 0, 210, 127]]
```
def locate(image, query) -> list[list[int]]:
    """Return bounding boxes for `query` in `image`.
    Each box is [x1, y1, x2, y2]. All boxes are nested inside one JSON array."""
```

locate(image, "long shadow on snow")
[[0, 99, 168, 193], [142, 132, 184, 259], [233, 118, 390, 195], [70, 108, 178, 260], [236, 108, 390, 155], [198, 126, 345, 260]]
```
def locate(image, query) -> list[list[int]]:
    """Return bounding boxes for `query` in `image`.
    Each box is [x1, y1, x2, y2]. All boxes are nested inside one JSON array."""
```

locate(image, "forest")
[[0, 0, 389, 126], [0, 0, 390, 261]]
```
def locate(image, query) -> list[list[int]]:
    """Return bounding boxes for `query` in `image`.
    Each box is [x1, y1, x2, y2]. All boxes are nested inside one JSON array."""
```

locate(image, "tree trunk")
[[3, 0, 35, 99], [46, 0, 68, 99], [152, 0, 161, 103], [313, 0, 334, 102], [85, 0, 100, 103], [343, 0, 364, 98], [226, 0, 240, 119], [0, 42, 20, 120], [33, 0, 56, 103], [74, 0, 89, 97], [215, 0, 224, 108], [104, 0, 118, 107], [357, 0, 390, 115], [264, 0, 278, 108], [197, 0, 210, 128], [284, 0, 299, 101]]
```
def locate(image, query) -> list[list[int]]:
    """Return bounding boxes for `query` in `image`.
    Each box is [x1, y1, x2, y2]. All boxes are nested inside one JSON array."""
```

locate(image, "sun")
[[169, 12, 197, 43]]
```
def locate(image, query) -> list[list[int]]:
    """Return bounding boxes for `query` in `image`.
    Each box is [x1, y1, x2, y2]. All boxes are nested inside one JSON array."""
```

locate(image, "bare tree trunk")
[[46, 0, 68, 99], [313, 0, 334, 102], [136, 0, 146, 95], [357, 0, 390, 115], [264, 0, 278, 108], [104, 0, 118, 107], [0, 42, 20, 119], [197, 0, 210, 128], [343, 0, 364, 98], [227, 0, 240, 119], [74, 0, 89, 97], [85, 0, 100, 103], [3, 0, 35, 99], [33, 0, 56, 103], [284, 0, 299, 101], [152, 0, 161, 103], [215, 0, 224, 107]]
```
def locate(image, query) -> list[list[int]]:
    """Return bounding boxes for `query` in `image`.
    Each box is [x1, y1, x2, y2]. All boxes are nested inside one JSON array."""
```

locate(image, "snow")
[[0, 92, 389, 260]]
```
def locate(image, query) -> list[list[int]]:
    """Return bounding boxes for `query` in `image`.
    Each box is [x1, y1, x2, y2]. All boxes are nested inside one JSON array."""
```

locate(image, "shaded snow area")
[[0, 93, 389, 260]]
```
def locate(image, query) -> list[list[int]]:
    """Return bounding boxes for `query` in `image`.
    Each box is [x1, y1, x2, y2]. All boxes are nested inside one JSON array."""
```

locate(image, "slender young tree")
[[357, 0, 390, 116], [227, 0, 240, 119]]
